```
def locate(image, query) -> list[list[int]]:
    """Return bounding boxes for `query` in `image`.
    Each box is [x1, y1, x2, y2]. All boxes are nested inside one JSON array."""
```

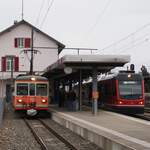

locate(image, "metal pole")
[[78, 69, 82, 111], [21, 0, 24, 20], [30, 28, 34, 75], [92, 67, 98, 115]]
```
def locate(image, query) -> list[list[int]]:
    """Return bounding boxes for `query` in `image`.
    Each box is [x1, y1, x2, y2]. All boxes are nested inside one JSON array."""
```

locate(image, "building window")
[[1, 56, 19, 72], [6, 57, 13, 71], [14, 38, 31, 48], [18, 38, 24, 48]]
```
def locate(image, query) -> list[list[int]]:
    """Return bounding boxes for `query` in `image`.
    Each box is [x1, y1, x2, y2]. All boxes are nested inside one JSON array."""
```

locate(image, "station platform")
[[49, 105, 150, 150]]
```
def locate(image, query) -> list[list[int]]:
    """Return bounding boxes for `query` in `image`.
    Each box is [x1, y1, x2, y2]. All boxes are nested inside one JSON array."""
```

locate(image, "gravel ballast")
[[0, 103, 41, 150]]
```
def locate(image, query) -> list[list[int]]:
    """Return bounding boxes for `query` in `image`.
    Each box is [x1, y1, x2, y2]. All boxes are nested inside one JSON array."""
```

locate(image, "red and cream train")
[[13, 75, 49, 115]]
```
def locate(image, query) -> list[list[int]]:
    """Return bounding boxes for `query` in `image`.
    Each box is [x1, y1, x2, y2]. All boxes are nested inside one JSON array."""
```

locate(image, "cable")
[[119, 34, 150, 53], [118, 38, 149, 54], [100, 21, 150, 52], [103, 32, 150, 53], [40, 0, 55, 28], [35, 0, 46, 26], [87, 0, 111, 34], [102, 38, 149, 55]]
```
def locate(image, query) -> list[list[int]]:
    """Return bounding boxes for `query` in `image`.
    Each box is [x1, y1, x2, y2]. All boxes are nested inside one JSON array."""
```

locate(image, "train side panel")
[[83, 72, 144, 114]]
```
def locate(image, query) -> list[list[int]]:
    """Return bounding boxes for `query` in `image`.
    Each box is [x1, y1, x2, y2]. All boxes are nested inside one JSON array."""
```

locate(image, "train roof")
[[83, 72, 143, 84], [99, 72, 143, 81], [15, 75, 48, 81]]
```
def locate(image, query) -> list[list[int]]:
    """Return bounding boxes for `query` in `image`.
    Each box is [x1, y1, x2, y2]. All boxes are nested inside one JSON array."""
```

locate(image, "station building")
[[0, 20, 65, 99]]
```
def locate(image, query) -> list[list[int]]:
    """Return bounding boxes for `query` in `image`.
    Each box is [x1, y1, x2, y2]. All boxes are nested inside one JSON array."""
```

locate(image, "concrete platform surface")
[[49, 105, 150, 150]]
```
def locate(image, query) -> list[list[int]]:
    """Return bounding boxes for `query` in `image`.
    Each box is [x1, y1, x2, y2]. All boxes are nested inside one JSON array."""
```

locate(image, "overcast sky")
[[0, 0, 150, 71]]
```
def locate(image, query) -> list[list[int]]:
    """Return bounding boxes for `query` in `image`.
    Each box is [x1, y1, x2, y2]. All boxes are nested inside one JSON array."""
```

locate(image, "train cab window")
[[118, 81, 142, 99], [29, 83, 35, 96], [17, 83, 28, 96], [36, 84, 47, 96]]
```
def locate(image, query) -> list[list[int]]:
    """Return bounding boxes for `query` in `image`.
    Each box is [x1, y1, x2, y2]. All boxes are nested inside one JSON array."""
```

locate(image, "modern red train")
[[83, 71, 145, 114], [13, 75, 49, 115]]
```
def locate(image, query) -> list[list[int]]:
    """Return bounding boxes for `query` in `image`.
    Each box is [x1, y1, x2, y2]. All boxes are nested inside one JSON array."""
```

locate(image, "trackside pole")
[[92, 67, 98, 115]]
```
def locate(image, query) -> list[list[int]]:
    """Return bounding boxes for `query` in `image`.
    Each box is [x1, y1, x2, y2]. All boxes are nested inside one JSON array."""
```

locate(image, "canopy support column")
[[92, 67, 98, 115]]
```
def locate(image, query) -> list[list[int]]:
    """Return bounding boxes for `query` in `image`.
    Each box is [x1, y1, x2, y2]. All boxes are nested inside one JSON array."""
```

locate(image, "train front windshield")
[[16, 83, 48, 96], [118, 81, 142, 99], [36, 84, 47, 96], [17, 83, 28, 96]]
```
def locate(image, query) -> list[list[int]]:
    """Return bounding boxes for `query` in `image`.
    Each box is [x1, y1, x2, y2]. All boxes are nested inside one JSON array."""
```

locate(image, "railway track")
[[144, 107, 150, 113], [133, 113, 150, 121], [24, 118, 78, 150], [130, 108, 150, 121]]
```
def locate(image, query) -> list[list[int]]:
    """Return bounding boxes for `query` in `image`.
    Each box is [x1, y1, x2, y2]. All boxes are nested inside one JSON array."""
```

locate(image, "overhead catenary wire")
[[100, 21, 150, 52], [35, 0, 46, 26], [82, 0, 111, 46], [118, 33, 150, 53], [103, 32, 150, 54], [34, 0, 50, 42], [40, 0, 55, 28], [87, 0, 111, 34], [118, 38, 149, 54]]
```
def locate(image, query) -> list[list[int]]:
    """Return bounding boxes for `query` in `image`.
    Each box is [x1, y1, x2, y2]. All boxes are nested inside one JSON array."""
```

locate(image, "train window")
[[17, 83, 28, 96], [118, 81, 142, 99], [36, 84, 47, 96], [29, 83, 35, 96]]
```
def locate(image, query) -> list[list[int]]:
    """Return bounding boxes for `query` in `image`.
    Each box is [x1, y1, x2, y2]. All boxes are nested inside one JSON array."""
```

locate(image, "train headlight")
[[119, 101, 123, 104], [139, 101, 143, 105], [18, 99, 22, 103], [41, 99, 47, 103]]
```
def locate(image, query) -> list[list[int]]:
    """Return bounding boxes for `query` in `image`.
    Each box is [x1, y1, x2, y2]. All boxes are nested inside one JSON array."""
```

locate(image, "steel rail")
[[38, 119, 78, 150], [24, 119, 49, 150]]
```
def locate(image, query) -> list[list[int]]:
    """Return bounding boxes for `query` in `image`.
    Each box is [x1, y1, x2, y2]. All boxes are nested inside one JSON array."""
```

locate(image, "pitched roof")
[[0, 20, 65, 53]]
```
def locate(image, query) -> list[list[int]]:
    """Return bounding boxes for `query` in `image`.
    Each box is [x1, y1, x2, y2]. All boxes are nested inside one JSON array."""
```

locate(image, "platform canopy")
[[43, 54, 130, 80]]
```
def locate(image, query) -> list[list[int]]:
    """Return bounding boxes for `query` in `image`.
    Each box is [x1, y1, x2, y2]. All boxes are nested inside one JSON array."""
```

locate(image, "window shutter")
[[14, 57, 19, 72], [14, 38, 18, 48], [1, 57, 6, 71], [25, 38, 31, 48]]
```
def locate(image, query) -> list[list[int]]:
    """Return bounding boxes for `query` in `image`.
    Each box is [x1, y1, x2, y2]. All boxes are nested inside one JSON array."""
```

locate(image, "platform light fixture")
[[64, 67, 72, 74], [127, 74, 131, 78], [31, 77, 36, 81]]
